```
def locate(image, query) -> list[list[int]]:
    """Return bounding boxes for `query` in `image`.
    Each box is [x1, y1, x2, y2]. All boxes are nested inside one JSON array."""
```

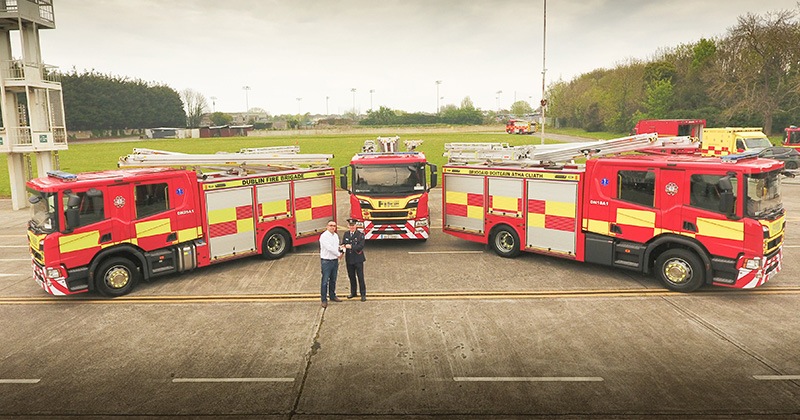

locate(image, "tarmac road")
[[0, 182, 799, 418]]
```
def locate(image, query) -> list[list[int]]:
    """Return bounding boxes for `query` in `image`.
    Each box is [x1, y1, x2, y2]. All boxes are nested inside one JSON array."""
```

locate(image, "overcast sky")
[[35, 0, 800, 116]]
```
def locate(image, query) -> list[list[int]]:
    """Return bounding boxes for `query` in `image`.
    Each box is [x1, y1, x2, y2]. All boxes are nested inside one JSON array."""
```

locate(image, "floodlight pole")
[[540, 0, 547, 145]]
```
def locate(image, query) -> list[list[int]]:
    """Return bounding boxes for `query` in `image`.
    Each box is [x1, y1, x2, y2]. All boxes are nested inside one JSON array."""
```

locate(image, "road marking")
[[172, 377, 294, 383], [0, 245, 28, 248], [0, 259, 30, 261], [408, 251, 484, 255], [0, 274, 22, 277], [0, 379, 41, 384], [783, 245, 800, 248], [454, 376, 603, 382], [753, 375, 800, 380]]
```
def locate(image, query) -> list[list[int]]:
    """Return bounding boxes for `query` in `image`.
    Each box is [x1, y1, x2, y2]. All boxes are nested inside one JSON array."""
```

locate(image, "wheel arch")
[[644, 234, 713, 283], [259, 226, 294, 257], [88, 244, 147, 291]]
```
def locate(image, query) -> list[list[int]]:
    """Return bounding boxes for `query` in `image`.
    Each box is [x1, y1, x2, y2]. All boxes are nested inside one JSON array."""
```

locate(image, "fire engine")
[[442, 134, 785, 292], [339, 136, 437, 239], [634, 119, 705, 138], [784, 125, 800, 150], [506, 119, 537, 135], [26, 146, 336, 297]]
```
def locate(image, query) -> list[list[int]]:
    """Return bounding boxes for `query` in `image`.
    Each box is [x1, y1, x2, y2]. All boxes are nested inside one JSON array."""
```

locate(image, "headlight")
[[46, 267, 62, 279], [744, 258, 762, 270]]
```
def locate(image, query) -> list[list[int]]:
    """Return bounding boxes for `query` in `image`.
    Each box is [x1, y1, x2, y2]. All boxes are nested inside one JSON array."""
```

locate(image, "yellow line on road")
[[3, 287, 800, 305]]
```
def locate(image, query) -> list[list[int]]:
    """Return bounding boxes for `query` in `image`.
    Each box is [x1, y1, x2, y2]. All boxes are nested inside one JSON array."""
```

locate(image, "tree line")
[[547, 8, 800, 135], [60, 69, 185, 131]]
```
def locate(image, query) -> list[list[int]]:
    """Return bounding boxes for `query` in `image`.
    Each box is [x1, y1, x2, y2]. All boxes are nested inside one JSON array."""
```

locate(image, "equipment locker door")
[[294, 178, 334, 237], [443, 174, 485, 233], [205, 188, 256, 259], [256, 182, 291, 222], [526, 179, 578, 254]]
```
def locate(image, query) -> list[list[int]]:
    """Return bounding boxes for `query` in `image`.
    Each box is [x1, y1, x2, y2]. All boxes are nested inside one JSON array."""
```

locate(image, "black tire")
[[490, 226, 521, 258], [654, 249, 705, 292], [262, 228, 290, 260], [95, 257, 140, 297], [785, 161, 798, 170]]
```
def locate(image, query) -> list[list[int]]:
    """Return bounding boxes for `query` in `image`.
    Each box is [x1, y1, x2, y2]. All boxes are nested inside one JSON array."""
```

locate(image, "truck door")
[[656, 169, 685, 235], [443, 174, 485, 234]]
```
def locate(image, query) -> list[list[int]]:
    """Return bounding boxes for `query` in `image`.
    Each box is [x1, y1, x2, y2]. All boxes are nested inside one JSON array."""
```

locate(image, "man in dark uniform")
[[342, 218, 367, 301]]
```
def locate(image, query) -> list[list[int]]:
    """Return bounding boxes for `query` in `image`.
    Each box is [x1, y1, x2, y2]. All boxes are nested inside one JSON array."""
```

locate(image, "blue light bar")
[[47, 170, 78, 181]]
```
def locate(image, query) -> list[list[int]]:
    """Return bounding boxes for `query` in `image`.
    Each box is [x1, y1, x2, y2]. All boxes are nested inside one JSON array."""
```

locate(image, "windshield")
[[743, 137, 772, 149], [27, 188, 58, 234], [353, 164, 426, 195], [745, 171, 783, 219]]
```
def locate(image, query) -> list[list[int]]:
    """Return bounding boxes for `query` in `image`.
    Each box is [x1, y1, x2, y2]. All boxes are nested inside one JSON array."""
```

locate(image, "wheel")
[[785, 161, 798, 170], [95, 257, 139, 297], [654, 249, 705, 292], [490, 226, 521, 258], [262, 228, 290, 260]]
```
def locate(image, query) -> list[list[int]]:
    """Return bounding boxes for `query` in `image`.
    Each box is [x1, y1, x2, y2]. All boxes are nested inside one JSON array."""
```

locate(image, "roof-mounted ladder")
[[362, 136, 423, 153], [118, 148, 332, 172]]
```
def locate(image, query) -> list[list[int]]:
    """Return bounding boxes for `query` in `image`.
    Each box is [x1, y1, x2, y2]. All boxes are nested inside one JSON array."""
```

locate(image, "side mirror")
[[339, 166, 349, 192], [428, 164, 438, 189]]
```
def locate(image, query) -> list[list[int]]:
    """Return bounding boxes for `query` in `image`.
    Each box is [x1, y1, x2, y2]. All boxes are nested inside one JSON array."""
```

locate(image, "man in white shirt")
[[319, 220, 343, 308]]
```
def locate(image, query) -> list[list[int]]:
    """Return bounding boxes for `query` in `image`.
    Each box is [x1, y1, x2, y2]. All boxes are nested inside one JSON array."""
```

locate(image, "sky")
[[32, 0, 800, 116]]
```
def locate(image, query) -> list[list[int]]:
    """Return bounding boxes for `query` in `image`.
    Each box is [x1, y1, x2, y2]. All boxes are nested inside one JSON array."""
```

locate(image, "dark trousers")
[[320, 259, 338, 302], [347, 262, 366, 297]]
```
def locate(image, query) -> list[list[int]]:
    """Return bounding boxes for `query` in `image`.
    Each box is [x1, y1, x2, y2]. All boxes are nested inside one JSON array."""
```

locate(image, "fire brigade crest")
[[114, 196, 126, 208], [665, 182, 679, 196]]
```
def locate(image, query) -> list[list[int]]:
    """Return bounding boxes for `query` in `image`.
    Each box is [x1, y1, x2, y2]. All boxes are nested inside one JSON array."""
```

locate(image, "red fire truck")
[[784, 125, 800, 150], [634, 119, 706, 138], [339, 136, 437, 239], [26, 147, 336, 296], [442, 134, 785, 292], [506, 119, 537, 135]]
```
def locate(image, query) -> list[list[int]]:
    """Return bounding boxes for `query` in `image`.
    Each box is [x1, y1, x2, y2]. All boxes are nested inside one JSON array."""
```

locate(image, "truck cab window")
[[136, 183, 169, 219], [65, 191, 105, 229], [617, 170, 655, 207], [690, 174, 736, 213]]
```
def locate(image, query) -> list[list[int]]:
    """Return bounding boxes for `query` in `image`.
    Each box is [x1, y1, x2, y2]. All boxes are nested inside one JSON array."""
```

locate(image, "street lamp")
[[496, 90, 503, 112], [369, 89, 375, 111], [540, 0, 547, 145], [242, 86, 251, 113], [435, 80, 442, 113], [296, 97, 302, 115], [210, 96, 217, 113], [326, 96, 330, 116], [351, 88, 357, 115]]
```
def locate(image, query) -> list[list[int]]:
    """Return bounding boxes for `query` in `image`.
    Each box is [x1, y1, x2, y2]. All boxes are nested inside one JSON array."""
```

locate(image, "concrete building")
[[0, 0, 67, 210]]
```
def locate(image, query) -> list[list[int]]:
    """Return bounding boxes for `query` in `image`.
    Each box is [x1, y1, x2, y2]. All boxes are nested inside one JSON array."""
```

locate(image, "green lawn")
[[0, 129, 583, 198]]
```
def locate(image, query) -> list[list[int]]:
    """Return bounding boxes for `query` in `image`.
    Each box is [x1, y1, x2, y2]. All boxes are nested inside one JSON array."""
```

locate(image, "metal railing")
[[52, 127, 66, 144], [8, 127, 32, 146], [1, 60, 61, 84]]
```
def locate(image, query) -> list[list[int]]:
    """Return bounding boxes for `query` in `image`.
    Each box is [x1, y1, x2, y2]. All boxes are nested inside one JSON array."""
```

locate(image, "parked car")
[[758, 147, 800, 170]]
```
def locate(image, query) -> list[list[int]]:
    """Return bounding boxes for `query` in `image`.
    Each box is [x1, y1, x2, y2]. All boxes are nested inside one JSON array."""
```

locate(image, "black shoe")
[[347, 294, 356, 299], [361, 296, 366, 302]]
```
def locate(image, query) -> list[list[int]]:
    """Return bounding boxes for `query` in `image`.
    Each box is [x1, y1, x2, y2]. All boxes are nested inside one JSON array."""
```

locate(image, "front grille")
[[766, 234, 783, 251], [371, 211, 409, 219], [30, 247, 43, 264]]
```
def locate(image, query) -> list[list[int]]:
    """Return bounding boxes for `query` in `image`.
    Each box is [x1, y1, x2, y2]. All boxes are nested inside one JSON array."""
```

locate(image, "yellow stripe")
[[446, 191, 467, 205], [467, 205, 483, 219], [492, 196, 518, 211], [236, 218, 254, 233], [135, 218, 171, 238], [697, 217, 743, 241], [208, 207, 236, 224], [59, 231, 99, 253], [262, 200, 288, 216], [616, 208, 655, 228], [527, 213, 545, 228], [761, 215, 785, 238], [177, 227, 202, 243], [311, 193, 332, 208], [585, 219, 610, 235], [296, 208, 312, 222], [546, 201, 576, 218]]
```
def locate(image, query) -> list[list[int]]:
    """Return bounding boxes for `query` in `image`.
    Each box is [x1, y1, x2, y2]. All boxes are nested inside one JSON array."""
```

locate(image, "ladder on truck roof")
[[362, 136, 423, 153], [444, 133, 699, 165], [118, 148, 332, 173]]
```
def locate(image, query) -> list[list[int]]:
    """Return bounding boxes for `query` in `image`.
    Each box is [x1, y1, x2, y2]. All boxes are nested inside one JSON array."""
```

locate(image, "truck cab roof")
[[27, 167, 190, 191]]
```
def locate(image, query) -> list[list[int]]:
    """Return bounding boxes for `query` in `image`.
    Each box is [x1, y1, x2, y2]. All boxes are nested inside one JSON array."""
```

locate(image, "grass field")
[[0, 128, 595, 198]]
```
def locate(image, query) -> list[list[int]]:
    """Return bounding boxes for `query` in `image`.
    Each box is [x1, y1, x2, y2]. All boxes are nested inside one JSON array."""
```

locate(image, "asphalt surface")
[[0, 180, 799, 418]]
